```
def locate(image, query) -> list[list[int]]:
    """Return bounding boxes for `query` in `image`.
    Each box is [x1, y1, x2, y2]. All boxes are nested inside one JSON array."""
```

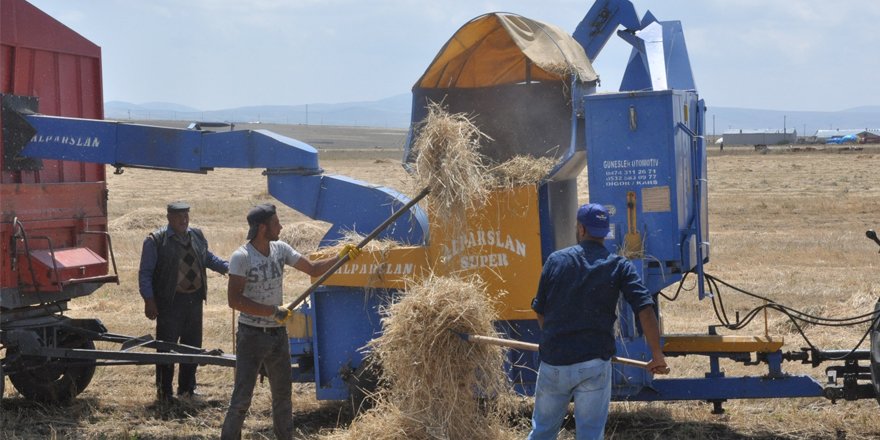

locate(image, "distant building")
[[721, 129, 797, 147], [858, 129, 880, 144], [815, 128, 880, 144]]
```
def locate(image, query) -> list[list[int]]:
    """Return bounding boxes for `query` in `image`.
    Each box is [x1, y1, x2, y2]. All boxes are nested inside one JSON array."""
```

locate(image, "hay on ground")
[[324, 274, 515, 440], [108, 207, 167, 232], [410, 102, 492, 232]]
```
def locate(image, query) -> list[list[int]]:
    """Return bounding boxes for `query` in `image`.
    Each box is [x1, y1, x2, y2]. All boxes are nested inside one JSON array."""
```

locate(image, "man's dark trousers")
[[156, 292, 203, 398]]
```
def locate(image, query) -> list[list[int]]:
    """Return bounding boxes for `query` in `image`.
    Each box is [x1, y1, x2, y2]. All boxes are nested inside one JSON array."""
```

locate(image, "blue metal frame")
[[16, 0, 843, 406], [584, 89, 705, 294], [308, 287, 389, 401], [619, 13, 697, 92], [636, 376, 825, 401], [572, 0, 641, 62], [634, 348, 825, 401]]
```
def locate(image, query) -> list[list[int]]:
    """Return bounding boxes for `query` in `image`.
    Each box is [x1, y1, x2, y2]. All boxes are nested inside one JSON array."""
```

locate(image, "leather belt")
[[239, 322, 286, 334]]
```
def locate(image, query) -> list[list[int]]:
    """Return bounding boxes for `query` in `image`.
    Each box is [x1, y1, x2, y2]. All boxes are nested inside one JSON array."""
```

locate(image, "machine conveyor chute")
[[21, 114, 321, 173], [15, 111, 428, 247]]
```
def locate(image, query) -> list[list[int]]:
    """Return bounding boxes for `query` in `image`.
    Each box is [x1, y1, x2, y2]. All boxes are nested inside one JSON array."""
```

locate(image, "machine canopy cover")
[[416, 13, 598, 89]]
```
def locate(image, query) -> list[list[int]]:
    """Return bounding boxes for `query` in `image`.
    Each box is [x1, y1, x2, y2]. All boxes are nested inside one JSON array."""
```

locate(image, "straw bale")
[[410, 102, 492, 233], [279, 221, 328, 251], [325, 274, 515, 440], [488, 155, 557, 188], [294, 229, 405, 259], [330, 230, 406, 253]]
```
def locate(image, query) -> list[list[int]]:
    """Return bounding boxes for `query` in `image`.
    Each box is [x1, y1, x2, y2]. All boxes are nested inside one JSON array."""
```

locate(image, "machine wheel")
[[870, 299, 880, 406], [8, 330, 97, 403], [1, 356, 5, 401], [345, 355, 382, 414]]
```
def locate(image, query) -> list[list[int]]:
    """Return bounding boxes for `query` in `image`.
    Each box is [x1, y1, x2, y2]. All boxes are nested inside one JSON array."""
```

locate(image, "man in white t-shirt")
[[220, 203, 360, 439]]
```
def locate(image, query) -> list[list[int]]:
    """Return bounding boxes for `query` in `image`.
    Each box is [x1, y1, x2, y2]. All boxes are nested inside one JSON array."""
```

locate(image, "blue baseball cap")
[[577, 203, 610, 238]]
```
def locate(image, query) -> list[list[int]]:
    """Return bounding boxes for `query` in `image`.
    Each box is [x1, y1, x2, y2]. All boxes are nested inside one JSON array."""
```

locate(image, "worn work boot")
[[157, 389, 176, 404], [178, 388, 203, 400]]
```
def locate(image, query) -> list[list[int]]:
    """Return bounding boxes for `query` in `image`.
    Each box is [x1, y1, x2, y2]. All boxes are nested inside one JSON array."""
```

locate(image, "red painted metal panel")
[[0, 182, 109, 289], [0, 0, 107, 291], [31, 248, 107, 269], [0, 182, 107, 221], [0, 0, 101, 58], [1, 0, 105, 183], [0, 44, 11, 90], [25, 247, 108, 292]]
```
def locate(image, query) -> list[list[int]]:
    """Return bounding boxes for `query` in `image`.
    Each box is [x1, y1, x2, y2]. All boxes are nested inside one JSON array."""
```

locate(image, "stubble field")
[[1, 125, 879, 439]]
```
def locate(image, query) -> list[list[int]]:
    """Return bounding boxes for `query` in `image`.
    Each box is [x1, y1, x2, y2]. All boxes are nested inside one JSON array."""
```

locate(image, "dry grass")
[[311, 230, 409, 290], [409, 102, 492, 233], [488, 155, 557, 188], [108, 207, 167, 232], [324, 274, 515, 440], [3, 145, 880, 439], [536, 61, 579, 78], [279, 221, 331, 252], [328, 230, 406, 253]]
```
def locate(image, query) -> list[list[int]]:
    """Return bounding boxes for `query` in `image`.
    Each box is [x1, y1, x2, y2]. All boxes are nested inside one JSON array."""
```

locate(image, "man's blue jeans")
[[528, 358, 612, 440]]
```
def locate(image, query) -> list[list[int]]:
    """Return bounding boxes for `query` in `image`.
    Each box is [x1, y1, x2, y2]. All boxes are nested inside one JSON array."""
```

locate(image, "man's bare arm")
[[227, 274, 276, 317], [638, 307, 669, 374], [292, 256, 339, 277]]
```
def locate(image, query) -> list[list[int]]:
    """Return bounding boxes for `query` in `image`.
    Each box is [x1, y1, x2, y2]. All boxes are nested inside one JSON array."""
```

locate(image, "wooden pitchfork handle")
[[283, 187, 431, 311], [457, 332, 669, 373]]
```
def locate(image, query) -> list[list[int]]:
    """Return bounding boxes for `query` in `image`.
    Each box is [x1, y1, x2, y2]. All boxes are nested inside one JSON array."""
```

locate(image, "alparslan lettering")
[[442, 229, 527, 260], [31, 134, 101, 148], [335, 263, 415, 276]]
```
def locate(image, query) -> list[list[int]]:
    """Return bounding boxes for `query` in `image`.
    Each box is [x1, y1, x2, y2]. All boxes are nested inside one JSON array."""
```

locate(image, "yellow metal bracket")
[[623, 191, 643, 258], [662, 334, 785, 354]]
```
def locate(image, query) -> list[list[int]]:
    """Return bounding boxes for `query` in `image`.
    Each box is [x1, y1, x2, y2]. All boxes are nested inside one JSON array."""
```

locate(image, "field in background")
[[1, 126, 879, 438]]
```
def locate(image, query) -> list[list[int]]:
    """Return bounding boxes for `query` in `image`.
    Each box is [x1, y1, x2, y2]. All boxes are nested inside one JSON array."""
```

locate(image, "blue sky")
[[27, 0, 880, 112]]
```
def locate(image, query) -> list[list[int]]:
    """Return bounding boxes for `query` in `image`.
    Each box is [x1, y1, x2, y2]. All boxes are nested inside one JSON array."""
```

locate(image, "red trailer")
[[1, 0, 233, 403], [1, 0, 114, 308], [0, 0, 112, 402]]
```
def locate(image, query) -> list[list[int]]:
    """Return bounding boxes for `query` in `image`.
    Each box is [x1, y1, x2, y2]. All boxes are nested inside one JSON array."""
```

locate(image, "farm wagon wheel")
[[870, 299, 880, 406], [8, 329, 97, 403]]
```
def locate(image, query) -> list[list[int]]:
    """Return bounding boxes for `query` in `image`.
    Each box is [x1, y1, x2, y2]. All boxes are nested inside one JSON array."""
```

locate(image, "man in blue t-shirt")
[[528, 203, 668, 440]]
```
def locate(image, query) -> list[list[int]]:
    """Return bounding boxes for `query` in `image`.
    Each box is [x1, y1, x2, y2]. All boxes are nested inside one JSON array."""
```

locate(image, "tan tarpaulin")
[[416, 13, 597, 89]]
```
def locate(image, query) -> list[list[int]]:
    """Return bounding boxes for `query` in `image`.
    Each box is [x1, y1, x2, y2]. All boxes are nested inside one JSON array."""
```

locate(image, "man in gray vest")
[[138, 201, 229, 402]]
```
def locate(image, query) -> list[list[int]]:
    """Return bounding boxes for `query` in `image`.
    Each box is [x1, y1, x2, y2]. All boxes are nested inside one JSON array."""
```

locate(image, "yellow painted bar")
[[662, 334, 785, 353], [284, 309, 313, 338], [311, 185, 544, 321], [314, 246, 429, 290]]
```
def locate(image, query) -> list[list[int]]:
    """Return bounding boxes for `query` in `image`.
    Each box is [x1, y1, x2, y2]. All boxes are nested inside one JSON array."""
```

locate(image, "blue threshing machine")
[[3, 0, 880, 411]]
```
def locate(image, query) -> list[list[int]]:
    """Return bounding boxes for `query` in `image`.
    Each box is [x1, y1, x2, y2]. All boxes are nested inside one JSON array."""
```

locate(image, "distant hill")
[[842, 106, 880, 113], [105, 94, 877, 134], [105, 94, 412, 128], [705, 106, 879, 137], [105, 100, 201, 115]]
